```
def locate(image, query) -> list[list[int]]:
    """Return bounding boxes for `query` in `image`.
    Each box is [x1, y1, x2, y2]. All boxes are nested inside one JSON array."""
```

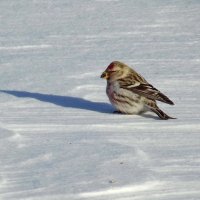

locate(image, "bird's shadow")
[[0, 90, 114, 114]]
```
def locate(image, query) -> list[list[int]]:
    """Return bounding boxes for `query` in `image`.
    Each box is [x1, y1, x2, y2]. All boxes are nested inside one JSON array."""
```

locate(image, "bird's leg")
[[113, 110, 123, 114]]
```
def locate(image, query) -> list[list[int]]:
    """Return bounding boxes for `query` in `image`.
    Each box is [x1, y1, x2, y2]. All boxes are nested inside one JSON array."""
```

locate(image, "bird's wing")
[[121, 82, 174, 105]]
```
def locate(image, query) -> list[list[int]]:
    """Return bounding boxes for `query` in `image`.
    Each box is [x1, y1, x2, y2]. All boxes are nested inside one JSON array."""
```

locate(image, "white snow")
[[0, 0, 200, 200]]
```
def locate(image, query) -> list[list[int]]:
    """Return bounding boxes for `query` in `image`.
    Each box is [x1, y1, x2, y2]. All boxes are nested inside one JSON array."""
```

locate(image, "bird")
[[100, 61, 175, 120]]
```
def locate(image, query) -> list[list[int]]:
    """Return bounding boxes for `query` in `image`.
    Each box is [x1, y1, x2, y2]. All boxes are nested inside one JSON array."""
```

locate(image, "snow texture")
[[0, 0, 200, 200]]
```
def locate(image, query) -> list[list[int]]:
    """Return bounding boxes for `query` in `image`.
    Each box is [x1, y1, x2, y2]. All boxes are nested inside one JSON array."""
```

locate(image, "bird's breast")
[[106, 81, 120, 98]]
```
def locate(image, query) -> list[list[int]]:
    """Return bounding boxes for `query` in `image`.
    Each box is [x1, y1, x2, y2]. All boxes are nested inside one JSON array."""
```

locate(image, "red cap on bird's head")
[[107, 62, 115, 71]]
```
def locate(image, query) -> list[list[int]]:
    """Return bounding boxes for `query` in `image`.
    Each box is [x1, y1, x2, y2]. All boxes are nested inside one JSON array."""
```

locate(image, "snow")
[[0, 0, 200, 199]]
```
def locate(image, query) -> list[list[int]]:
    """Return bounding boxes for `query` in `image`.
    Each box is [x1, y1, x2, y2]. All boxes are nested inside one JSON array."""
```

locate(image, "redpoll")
[[100, 61, 175, 120]]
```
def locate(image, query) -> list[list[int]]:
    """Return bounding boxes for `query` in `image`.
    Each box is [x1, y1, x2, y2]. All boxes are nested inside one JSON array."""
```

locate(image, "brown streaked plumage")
[[100, 61, 175, 120]]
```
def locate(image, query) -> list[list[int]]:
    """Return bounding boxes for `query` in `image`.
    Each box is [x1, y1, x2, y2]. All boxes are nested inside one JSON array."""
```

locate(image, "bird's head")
[[101, 61, 130, 81]]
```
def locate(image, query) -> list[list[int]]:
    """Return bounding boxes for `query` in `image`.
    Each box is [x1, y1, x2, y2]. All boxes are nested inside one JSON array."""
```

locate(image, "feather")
[[122, 83, 174, 105], [150, 107, 176, 120]]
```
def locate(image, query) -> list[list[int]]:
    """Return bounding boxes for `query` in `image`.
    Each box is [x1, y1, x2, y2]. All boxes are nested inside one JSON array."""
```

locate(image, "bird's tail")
[[145, 100, 176, 120], [150, 107, 176, 120]]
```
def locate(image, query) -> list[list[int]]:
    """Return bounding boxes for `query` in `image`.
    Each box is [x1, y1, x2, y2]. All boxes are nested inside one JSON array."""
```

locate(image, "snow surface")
[[0, 0, 200, 200]]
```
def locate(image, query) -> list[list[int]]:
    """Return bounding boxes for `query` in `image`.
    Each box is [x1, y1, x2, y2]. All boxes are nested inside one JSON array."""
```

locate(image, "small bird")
[[100, 61, 175, 120]]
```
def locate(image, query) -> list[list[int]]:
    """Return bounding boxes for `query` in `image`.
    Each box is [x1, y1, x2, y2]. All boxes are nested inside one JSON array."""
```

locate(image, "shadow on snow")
[[0, 90, 113, 114]]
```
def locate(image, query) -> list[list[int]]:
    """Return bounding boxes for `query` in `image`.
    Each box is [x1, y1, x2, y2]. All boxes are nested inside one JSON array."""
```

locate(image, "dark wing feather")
[[150, 107, 176, 119], [123, 83, 174, 105]]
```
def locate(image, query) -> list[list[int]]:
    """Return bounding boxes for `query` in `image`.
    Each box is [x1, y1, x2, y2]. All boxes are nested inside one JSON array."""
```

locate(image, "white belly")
[[106, 81, 146, 114]]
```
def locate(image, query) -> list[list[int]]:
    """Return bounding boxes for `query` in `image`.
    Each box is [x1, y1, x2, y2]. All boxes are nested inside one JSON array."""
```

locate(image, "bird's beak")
[[100, 71, 109, 79]]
